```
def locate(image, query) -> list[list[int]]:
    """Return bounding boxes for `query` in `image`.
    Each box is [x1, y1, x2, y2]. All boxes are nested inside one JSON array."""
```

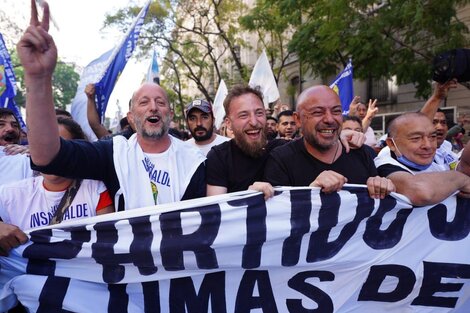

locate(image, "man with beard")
[[17, 1, 206, 211], [266, 116, 278, 140], [264, 85, 395, 199], [185, 99, 229, 156], [206, 85, 287, 195], [0, 108, 34, 186]]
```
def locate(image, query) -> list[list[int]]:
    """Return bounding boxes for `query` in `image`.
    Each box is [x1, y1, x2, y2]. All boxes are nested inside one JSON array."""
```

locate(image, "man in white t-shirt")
[[375, 112, 470, 206], [185, 99, 229, 156], [0, 108, 34, 186]]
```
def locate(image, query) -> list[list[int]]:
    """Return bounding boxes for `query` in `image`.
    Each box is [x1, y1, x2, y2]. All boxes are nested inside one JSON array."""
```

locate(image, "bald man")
[[17, 0, 206, 210], [375, 112, 470, 205], [264, 85, 395, 199]]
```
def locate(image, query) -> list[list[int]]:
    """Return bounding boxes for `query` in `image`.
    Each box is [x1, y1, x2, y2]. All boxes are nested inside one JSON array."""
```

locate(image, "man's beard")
[[191, 126, 213, 142], [0, 131, 20, 145], [233, 127, 267, 158], [303, 130, 338, 152], [135, 114, 171, 140], [266, 130, 277, 140]]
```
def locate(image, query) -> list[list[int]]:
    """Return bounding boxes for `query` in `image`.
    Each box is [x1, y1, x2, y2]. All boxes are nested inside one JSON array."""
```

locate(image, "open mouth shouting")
[[146, 115, 161, 125], [245, 128, 263, 140], [1, 132, 19, 144]]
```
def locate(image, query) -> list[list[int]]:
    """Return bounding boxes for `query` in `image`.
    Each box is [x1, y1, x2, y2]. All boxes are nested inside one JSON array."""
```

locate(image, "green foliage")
[[10, 49, 79, 109], [260, 0, 470, 98], [103, 0, 249, 110], [52, 62, 80, 109]]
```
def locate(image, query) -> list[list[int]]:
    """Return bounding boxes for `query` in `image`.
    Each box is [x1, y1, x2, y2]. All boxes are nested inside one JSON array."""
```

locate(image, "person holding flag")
[[18, 0, 206, 211]]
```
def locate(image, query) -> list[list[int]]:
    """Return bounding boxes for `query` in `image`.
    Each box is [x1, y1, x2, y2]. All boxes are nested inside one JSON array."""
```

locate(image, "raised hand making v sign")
[[17, 0, 60, 167]]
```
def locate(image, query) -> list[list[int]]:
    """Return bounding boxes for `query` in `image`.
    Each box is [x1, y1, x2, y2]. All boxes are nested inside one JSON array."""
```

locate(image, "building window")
[[289, 75, 301, 109], [368, 76, 397, 104]]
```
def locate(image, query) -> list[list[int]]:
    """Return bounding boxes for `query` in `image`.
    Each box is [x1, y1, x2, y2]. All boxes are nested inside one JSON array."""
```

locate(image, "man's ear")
[[385, 138, 395, 151], [225, 116, 232, 131], [293, 112, 302, 129], [127, 111, 135, 130]]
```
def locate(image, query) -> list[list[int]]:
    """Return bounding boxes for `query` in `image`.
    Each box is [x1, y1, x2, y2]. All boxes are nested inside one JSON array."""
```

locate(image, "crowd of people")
[[1, 0, 470, 278]]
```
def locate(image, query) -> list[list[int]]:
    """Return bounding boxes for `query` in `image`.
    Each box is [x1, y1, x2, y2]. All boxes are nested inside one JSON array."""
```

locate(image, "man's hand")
[[0, 222, 28, 256], [3, 144, 29, 155], [85, 84, 96, 100], [248, 182, 274, 200], [365, 99, 378, 121], [340, 129, 366, 152], [17, 0, 57, 79], [310, 170, 347, 193], [348, 96, 361, 116], [432, 79, 458, 100], [366, 176, 396, 199]]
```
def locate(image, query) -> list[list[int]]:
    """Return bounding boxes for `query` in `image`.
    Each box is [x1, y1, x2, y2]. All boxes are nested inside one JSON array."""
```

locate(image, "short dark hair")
[[266, 116, 278, 123], [57, 117, 88, 140], [223, 85, 264, 115], [277, 110, 294, 120], [55, 108, 73, 118], [0, 108, 20, 129], [343, 115, 362, 124]]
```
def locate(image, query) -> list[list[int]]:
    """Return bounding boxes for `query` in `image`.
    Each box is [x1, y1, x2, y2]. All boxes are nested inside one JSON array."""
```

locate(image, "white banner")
[[0, 186, 469, 312]]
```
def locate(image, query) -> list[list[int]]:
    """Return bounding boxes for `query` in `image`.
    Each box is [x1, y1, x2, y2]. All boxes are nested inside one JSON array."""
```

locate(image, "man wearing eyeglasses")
[[374, 112, 470, 206]]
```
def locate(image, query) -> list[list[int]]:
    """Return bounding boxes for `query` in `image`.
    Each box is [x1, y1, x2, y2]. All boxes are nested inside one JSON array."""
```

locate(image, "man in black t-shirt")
[[264, 85, 395, 199], [206, 85, 285, 198]]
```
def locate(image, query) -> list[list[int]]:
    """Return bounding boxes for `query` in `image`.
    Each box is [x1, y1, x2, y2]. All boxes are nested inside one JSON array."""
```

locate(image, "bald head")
[[388, 112, 431, 138], [294, 85, 343, 152], [297, 85, 340, 114], [131, 82, 170, 109]]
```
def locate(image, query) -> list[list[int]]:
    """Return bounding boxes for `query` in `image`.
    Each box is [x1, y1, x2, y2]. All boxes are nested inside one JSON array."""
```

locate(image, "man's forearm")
[[25, 77, 60, 166]]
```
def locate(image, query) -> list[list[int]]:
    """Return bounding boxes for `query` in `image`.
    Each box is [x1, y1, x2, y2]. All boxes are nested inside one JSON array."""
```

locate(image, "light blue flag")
[[0, 33, 25, 129], [329, 60, 354, 114], [94, 0, 151, 121], [146, 49, 160, 84]]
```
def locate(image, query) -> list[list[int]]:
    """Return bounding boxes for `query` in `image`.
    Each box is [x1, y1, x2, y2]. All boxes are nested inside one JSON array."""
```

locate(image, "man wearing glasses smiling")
[[374, 112, 470, 206]]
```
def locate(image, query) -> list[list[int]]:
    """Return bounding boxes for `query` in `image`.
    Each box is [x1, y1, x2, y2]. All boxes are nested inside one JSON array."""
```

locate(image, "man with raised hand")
[[18, 0, 206, 211]]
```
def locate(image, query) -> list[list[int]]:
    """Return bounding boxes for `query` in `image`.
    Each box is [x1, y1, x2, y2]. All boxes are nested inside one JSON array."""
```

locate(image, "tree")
[[10, 50, 79, 109], [52, 61, 80, 109], [239, 0, 295, 84], [104, 0, 250, 108], [258, 0, 470, 98]]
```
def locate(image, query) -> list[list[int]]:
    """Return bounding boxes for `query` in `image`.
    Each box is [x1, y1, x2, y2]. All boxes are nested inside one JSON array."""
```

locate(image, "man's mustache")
[[194, 127, 207, 132]]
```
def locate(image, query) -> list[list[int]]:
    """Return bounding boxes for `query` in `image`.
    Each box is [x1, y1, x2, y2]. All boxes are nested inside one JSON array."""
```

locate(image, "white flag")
[[249, 50, 280, 108], [213, 79, 228, 129]]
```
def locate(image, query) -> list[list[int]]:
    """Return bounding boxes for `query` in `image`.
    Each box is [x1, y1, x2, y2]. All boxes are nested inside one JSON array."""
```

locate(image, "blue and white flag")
[[70, 49, 113, 141], [330, 60, 354, 114], [94, 0, 151, 121], [0, 186, 470, 312], [0, 33, 25, 129], [146, 49, 160, 84]]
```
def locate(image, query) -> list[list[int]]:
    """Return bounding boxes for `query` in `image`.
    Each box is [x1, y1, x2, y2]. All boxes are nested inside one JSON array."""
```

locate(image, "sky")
[[1, 0, 151, 119]]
